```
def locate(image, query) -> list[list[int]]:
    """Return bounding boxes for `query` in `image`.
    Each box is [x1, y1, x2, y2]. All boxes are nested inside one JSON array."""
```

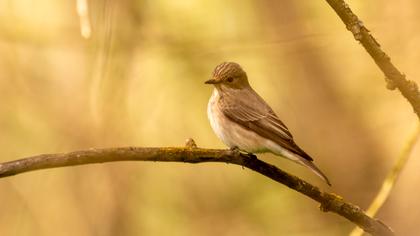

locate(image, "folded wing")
[[220, 92, 313, 161]]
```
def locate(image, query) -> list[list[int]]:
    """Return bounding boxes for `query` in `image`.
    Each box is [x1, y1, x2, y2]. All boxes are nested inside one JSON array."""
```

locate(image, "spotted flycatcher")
[[206, 62, 330, 185]]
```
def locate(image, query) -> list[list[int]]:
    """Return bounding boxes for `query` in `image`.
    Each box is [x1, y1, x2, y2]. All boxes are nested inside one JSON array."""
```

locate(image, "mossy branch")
[[325, 0, 420, 118], [0, 143, 392, 236]]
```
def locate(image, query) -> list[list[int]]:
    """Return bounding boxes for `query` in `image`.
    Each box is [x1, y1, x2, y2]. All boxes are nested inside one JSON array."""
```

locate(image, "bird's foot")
[[229, 146, 240, 152], [229, 146, 257, 159], [245, 152, 257, 159]]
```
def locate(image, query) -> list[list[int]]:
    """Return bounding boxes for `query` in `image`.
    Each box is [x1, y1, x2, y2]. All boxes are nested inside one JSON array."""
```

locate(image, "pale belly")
[[207, 90, 270, 153], [206, 90, 329, 184]]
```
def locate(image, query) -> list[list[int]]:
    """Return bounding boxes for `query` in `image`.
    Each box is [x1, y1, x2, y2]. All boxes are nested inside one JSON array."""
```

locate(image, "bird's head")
[[205, 62, 250, 90]]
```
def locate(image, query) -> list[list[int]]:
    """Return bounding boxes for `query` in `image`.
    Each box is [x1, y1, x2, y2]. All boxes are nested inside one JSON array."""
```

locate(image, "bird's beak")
[[205, 79, 219, 84]]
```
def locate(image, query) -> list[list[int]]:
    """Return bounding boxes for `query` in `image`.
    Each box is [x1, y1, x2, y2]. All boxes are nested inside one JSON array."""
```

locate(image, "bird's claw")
[[229, 146, 257, 158], [230, 146, 240, 151]]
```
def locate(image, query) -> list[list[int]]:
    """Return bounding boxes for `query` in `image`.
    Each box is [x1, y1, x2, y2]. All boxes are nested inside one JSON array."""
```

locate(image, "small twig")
[[0, 144, 392, 235], [185, 138, 198, 148], [349, 125, 420, 236], [325, 0, 420, 118]]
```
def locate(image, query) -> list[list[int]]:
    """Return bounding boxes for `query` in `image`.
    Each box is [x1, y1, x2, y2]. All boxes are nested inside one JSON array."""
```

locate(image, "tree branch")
[[350, 125, 420, 236], [323, 1, 420, 235], [0, 145, 392, 235], [325, 0, 420, 118]]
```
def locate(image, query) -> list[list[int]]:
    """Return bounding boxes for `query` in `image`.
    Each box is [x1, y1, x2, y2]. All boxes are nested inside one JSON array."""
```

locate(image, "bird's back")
[[218, 87, 314, 161]]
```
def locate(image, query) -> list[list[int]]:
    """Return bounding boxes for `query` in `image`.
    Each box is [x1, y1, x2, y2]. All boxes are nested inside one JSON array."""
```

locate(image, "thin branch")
[[349, 125, 420, 236], [323, 1, 420, 235], [325, 0, 420, 118], [0, 144, 392, 236]]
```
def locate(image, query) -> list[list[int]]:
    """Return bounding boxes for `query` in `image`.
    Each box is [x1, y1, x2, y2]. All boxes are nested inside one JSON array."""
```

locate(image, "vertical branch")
[[349, 125, 420, 236], [325, 0, 420, 118], [323, 1, 420, 235]]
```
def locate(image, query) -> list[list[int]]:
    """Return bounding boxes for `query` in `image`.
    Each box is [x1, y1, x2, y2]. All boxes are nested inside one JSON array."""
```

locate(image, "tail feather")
[[298, 157, 331, 186], [267, 142, 331, 185]]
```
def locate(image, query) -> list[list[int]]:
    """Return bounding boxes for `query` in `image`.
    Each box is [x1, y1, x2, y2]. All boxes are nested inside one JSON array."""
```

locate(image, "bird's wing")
[[220, 94, 313, 161]]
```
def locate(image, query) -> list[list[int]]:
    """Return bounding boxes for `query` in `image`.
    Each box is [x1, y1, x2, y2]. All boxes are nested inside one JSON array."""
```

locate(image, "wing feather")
[[220, 93, 313, 161]]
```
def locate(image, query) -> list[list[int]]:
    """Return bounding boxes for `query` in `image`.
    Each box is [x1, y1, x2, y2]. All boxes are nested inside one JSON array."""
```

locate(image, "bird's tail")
[[297, 157, 331, 186], [268, 144, 331, 185]]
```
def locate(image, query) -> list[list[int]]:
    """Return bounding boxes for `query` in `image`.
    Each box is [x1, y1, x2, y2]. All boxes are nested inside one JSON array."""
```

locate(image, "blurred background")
[[0, 0, 419, 235]]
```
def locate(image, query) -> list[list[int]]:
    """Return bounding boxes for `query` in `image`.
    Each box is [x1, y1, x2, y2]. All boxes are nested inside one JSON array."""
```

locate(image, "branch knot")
[[185, 138, 197, 148]]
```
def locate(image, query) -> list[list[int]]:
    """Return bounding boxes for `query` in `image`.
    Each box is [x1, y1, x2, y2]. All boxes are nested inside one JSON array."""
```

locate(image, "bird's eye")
[[226, 77, 234, 82]]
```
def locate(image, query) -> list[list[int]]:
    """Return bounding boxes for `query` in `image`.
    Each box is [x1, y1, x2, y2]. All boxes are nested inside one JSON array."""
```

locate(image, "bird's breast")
[[207, 89, 269, 153]]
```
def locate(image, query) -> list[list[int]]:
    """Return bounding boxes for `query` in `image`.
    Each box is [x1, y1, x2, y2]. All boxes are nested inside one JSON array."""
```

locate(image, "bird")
[[205, 62, 331, 185]]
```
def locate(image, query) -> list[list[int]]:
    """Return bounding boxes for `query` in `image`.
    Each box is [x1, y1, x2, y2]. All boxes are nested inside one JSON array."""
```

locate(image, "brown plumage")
[[206, 62, 330, 185]]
